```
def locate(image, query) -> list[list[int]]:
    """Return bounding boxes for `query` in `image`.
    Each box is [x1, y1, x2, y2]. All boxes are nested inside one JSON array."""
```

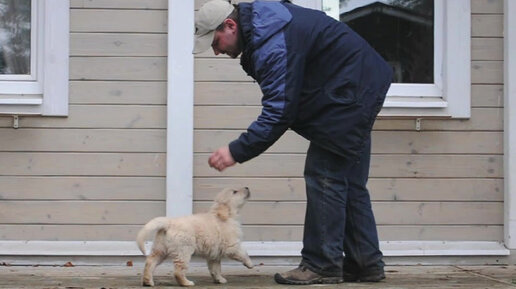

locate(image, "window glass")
[[338, 0, 434, 83], [0, 0, 31, 75]]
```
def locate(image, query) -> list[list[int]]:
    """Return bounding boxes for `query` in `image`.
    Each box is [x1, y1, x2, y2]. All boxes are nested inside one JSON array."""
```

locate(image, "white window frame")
[[310, 0, 471, 118], [0, 0, 69, 116]]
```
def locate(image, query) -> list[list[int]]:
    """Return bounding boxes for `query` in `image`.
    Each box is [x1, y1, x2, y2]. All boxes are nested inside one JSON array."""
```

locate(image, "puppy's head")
[[212, 187, 250, 221]]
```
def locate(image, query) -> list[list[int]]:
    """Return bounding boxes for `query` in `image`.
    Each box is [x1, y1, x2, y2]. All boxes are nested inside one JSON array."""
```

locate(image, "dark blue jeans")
[[300, 134, 383, 276]]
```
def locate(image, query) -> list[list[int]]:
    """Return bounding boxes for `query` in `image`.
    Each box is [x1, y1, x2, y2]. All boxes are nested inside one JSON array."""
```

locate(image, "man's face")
[[211, 19, 241, 59]]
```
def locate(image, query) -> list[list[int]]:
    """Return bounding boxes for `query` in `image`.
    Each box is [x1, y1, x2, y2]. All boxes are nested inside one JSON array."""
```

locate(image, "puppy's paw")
[[214, 276, 227, 284], [244, 261, 254, 269], [180, 280, 195, 287], [142, 279, 154, 287]]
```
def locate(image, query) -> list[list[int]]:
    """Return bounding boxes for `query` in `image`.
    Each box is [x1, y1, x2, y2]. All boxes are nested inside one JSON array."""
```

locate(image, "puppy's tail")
[[136, 217, 169, 255]]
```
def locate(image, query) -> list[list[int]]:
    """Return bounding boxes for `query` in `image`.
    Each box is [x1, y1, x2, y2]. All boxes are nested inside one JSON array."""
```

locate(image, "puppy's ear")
[[215, 203, 230, 221]]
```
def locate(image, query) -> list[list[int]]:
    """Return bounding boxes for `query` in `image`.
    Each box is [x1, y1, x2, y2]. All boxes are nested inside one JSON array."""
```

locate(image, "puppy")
[[136, 187, 253, 287]]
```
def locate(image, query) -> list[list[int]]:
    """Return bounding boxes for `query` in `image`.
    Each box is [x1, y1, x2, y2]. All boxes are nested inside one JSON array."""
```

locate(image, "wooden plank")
[[0, 129, 165, 152], [0, 153, 165, 176], [196, 82, 504, 108], [370, 131, 502, 154], [472, 38, 503, 61], [195, 58, 252, 82], [472, 61, 503, 84], [70, 10, 167, 33], [71, 0, 167, 9], [0, 177, 165, 200], [195, 82, 262, 105], [375, 108, 503, 131], [193, 201, 503, 225], [70, 57, 167, 81], [471, 0, 504, 14], [241, 225, 503, 242], [471, 15, 503, 37], [194, 154, 502, 178], [369, 155, 501, 178], [0, 105, 166, 129], [195, 153, 306, 177], [70, 81, 166, 105], [71, 33, 166, 56], [0, 225, 144, 241], [194, 130, 502, 154], [194, 130, 309, 153], [471, 85, 503, 107], [194, 178, 307, 201], [0, 116, 15, 127], [196, 60, 503, 84], [194, 106, 503, 131], [0, 224, 503, 242], [376, 225, 503, 242], [193, 178, 503, 201], [369, 178, 503, 202], [0, 201, 164, 224]]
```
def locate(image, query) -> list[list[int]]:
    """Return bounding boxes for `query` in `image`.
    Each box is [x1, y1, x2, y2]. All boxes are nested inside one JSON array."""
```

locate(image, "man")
[[193, 0, 393, 285]]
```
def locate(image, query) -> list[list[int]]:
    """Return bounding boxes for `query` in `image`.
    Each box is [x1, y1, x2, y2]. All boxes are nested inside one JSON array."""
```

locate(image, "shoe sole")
[[344, 274, 386, 283], [359, 274, 386, 282], [274, 273, 343, 285]]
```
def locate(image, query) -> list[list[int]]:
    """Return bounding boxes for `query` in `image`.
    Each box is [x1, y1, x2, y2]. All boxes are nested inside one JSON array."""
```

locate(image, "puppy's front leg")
[[226, 245, 254, 269]]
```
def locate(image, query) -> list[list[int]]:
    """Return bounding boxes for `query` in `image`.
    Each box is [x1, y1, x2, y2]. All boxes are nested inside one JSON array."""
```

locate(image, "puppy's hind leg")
[[207, 259, 227, 284], [142, 251, 166, 287], [172, 250, 195, 287]]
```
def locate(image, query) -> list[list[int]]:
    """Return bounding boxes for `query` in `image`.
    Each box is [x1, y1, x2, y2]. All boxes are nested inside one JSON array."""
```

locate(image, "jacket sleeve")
[[228, 35, 305, 163]]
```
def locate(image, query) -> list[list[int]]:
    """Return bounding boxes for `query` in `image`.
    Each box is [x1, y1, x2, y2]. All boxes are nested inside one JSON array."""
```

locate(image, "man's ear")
[[224, 18, 238, 32]]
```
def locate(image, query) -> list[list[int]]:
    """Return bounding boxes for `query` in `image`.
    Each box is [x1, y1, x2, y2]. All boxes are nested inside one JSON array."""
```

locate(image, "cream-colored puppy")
[[136, 187, 253, 287]]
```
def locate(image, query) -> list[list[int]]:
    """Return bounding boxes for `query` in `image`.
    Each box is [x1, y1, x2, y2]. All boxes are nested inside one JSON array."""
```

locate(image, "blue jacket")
[[228, 1, 393, 163]]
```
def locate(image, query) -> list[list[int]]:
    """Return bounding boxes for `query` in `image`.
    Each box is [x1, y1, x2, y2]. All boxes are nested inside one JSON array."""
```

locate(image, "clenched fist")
[[208, 146, 236, 172]]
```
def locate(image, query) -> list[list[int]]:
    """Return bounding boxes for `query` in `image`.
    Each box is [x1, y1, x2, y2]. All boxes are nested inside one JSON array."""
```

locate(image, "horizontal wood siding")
[[192, 0, 505, 242], [0, 2, 168, 240]]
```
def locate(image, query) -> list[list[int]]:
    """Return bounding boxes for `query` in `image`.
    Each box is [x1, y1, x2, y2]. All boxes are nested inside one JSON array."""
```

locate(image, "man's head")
[[193, 0, 242, 58]]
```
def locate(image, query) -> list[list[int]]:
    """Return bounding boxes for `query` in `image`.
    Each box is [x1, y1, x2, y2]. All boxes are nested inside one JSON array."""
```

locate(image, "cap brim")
[[193, 30, 215, 54]]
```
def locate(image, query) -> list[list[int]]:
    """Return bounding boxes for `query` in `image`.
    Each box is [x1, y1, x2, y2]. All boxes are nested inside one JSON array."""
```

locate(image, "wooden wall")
[[0, 0, 504, 243], [0, 0, 169, 241], [193, 0, 505, 242]]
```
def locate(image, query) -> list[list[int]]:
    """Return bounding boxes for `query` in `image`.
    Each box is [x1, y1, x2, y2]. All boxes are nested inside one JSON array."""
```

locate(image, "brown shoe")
[[274, 265, 343, 285]]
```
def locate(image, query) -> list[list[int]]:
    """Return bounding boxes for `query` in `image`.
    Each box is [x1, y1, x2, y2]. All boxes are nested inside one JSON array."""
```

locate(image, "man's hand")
[[208, 146, 236, 172]]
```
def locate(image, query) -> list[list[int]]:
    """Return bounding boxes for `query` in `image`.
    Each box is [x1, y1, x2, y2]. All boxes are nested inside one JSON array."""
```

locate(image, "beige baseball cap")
[[193, 0, 235, 54]]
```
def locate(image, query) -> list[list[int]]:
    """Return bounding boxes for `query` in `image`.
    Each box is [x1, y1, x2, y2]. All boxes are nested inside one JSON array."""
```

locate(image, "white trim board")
[[166, 0, 194, 218], [504, 0, 516, 250], [0, 241, 509, 257]]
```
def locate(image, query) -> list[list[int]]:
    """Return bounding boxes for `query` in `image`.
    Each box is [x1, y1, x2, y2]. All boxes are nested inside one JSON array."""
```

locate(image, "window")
[[0, 0, 31, 76], [0, 0, 69, 116], [341, 0, 435, 84], [300, 0, 471, 118]]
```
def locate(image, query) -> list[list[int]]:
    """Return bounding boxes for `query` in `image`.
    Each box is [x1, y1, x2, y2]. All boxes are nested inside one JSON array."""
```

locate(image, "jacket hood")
[[245, 1, 292, 49]]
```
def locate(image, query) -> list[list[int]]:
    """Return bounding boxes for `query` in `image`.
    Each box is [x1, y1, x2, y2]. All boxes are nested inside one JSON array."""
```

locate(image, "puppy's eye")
[[233, 190, 238, 194]]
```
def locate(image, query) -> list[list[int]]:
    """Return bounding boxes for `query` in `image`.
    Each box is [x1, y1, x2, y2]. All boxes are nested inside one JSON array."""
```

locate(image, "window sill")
[[0, 95, 43, 105], [380, 97, 458, 118]]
